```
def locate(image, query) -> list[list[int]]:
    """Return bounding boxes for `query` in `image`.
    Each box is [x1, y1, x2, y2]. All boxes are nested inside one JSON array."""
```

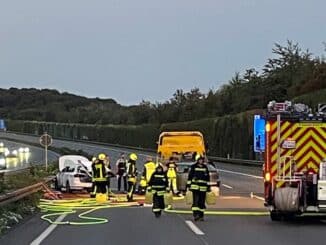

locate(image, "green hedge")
[[160, 110, 263, 159], [6, 111, 264, 159], [293, 88, 326, 107]]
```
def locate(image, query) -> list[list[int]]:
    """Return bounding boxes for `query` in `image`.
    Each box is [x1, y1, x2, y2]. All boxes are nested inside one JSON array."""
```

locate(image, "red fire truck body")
[[263, 101, 326, 220]]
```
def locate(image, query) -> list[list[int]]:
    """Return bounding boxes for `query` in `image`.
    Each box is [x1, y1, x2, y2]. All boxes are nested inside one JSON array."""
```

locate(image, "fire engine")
[[263, 101, 326, 220]]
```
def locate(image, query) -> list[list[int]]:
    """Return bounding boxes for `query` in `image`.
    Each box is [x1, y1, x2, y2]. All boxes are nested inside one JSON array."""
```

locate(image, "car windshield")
[[177, 162, 216, 172]]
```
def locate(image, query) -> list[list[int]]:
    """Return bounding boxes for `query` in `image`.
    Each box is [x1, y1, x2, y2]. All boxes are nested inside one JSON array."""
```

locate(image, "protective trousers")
[[117, 175, 127, 192], [92, 181, 107, 195], [127, 181, 136, 201], [192, 190, 206, 219], [168, 177, 178, 194], [152, 193, 165, 214]]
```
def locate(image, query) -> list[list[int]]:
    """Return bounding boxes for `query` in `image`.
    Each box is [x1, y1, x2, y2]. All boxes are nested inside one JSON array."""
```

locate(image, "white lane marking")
[[222, 184, 233, 189], [218, 169, 263, 179], [251, 194, 265, 201], [30, 214, 67, 245], [185, 220, 205, 236]]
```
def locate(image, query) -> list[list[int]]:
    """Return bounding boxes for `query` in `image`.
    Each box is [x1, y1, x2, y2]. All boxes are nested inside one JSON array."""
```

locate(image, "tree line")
[[1, 41, 325, 125]]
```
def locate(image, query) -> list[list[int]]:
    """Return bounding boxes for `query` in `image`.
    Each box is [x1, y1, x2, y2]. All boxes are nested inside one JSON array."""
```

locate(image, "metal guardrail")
[[0, 177, 54, 207], [2, 131, 263, 166], [208, 156, 263, 166], [2, 131, 157, 153], [0, 166, 31, 175]]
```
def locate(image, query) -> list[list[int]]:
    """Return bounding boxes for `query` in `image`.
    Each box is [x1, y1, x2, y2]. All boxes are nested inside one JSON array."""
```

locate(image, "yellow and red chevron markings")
[[268, 121, 326, 181]]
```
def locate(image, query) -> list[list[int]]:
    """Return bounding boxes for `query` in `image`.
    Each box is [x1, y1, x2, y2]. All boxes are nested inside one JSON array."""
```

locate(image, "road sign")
[[40, 133, 53, 147], [40, 133, 52, 171], [254, 115, 266, 153], [282, 138, 296, 149]]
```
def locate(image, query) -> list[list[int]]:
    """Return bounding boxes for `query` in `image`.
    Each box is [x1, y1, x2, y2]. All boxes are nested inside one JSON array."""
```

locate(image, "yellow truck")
[[157, 131, 206, 161]]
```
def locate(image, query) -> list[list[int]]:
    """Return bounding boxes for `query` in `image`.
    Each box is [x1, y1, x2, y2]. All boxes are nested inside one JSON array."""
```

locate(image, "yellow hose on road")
[[164, 205, 269, 216], [39, 198, 140, 226]]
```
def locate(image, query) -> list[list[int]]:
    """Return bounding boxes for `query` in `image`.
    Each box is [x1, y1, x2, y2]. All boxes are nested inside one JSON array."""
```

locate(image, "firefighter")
[[187, 154, 210, 221], [91, 153, 108, 197], [90, 156, 98, 197], [166, 157, 179, 195], [104, 155, 113, 195], [116, 153, 127, 192], [147, 164, 169, 218], [139, 156, 157, 194], [126, 153, 138, 201]]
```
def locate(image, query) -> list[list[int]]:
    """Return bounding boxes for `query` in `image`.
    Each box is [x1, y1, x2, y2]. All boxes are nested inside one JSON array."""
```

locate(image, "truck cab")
[[157, 131, 206, 161]]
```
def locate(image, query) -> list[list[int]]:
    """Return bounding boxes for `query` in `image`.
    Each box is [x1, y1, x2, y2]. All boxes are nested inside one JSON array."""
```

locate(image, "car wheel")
[[54, 178, 60, 190], [66, 181, 72, 193]]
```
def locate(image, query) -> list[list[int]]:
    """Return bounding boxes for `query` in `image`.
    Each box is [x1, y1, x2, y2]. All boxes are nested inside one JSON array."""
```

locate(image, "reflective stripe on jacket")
[[92, 161, 107, 182], [187, 162, 210, 192], [148, 172, 168, 196]]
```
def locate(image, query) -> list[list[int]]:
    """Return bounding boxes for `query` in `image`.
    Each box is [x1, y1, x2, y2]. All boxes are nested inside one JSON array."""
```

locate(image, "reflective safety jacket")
[[127, 160, 137, 183], [187, 162, 210, 192], [148, 171, 169, 196], [142, 161, 157, 182], [92, 160, 107, 182], [166, 161, 177, 178]]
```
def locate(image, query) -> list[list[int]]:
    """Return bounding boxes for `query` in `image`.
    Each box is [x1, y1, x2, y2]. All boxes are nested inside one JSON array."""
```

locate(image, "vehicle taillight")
[[265, 123, 271, 132], [265, 172, 271, 182]]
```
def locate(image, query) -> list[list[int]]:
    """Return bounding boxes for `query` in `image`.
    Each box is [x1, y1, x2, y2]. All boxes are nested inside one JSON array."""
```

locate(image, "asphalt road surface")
[[1, 203, 326, 245], [3, 132, 316, 245]]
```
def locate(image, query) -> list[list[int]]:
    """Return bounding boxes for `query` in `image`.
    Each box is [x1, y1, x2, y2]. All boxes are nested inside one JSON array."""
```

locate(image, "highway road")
[[4, 132, 323, 245], [0, 132, 263, 196], [0, 138, 59, 171], [1, 200, 326, 245]]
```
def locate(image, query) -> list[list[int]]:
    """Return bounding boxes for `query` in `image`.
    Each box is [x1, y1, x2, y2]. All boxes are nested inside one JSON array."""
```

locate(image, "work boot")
[[194, 215, 200, 222], [127, 195, 133, 202], [199, 212, 204, 221], [154, 211, 161, 218], [193, 212, 200, 221]]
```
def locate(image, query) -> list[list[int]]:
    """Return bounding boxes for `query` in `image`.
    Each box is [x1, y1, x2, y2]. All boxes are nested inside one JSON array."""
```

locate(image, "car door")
[[60, 167, 69, 187]]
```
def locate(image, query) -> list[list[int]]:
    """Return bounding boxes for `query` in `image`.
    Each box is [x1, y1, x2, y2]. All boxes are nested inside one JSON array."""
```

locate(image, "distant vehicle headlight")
[[19, 148, 24, 153], [12, 150, 18, 156], [0, 142, 4, 147], [4, 148, 9, 156], [24, 147, 30, 153], [0, 158, 5, 166]]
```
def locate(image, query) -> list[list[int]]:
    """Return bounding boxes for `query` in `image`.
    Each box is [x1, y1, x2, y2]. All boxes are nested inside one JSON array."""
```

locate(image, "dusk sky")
[[0, 0, 325, 105]]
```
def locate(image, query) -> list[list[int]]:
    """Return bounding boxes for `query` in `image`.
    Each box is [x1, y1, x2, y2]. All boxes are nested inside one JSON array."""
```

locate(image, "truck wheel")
[[270, 211, 282, 221], [283, 213, 295, 221]]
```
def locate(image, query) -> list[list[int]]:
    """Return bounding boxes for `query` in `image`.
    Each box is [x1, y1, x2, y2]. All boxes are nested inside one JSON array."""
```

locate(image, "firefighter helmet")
[[98, 153, 106, 161], [195, 154, 204, 161], [130, 153, 138, 161]]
